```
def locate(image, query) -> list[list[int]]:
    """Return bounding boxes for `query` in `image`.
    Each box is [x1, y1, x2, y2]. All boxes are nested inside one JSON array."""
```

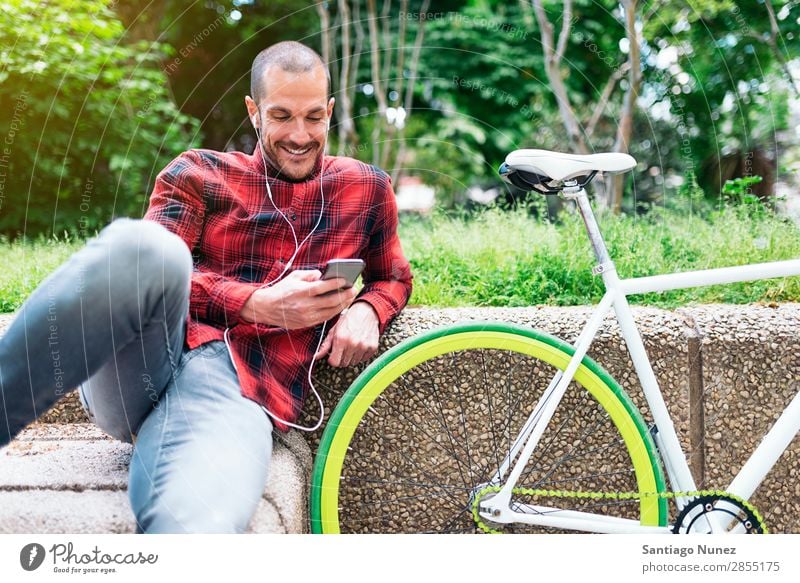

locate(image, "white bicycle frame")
[[478, 182, 800, 534]]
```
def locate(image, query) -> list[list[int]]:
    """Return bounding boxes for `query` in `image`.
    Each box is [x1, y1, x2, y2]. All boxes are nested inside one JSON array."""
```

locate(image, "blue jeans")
[[0, 218, 273, 533]]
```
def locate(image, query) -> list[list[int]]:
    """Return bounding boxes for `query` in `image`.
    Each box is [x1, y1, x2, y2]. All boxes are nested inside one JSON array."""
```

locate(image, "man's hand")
[[239, 269, 357, 329], [314, 301, 380, 367]]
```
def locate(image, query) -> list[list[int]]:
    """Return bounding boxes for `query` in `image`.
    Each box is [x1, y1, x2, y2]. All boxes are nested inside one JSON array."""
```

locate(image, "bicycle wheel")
[[311, 322, 668, 533]]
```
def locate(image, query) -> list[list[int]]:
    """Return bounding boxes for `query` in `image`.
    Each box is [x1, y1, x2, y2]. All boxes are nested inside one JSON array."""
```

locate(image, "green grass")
[[0, 235, 84, 313], [401, 203, 800, 308], [2, 203, 799, 313]]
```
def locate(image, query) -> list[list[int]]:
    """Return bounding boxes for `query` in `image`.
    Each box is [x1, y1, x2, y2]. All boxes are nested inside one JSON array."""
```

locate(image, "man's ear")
[[245, 96, 259, 128], [327, 96, 335, 121]]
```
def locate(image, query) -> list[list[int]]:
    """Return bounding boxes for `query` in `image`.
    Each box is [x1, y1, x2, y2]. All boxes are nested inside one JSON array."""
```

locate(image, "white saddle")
[[505, 149, 637, 181]]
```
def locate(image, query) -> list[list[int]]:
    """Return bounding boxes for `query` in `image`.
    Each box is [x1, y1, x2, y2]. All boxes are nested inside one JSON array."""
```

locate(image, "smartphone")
[[321, 258, 365, 289]]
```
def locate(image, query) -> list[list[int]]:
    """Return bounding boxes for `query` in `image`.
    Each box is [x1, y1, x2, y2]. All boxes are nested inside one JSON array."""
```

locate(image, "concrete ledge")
[[307, 305, 800, 533], [309, 305, 695, 467], [2, 305, 799, 532], [681, 304, 800, 533], [0, 424, 311, 534]]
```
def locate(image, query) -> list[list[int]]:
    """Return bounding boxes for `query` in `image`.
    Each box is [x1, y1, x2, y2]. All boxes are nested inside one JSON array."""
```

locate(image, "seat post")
[[562, 183, 614, 273]]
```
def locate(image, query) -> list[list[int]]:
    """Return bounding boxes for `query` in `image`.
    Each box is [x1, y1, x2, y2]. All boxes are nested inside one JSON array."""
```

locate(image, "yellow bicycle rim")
[[311, 323, 667, 533]]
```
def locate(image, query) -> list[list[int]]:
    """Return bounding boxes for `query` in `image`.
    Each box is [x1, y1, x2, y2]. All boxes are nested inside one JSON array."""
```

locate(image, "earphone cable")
[[222, 123, 329, 432]]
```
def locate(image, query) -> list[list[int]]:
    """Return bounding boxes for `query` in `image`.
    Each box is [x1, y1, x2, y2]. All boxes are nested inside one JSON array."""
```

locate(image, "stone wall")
[[307, 305, 800, 533], [2, 304, 798, 532]]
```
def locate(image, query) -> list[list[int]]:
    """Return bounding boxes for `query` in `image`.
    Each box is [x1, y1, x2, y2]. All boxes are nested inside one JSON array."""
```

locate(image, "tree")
[[317, 0, 432, 186], [149, 0, 314, 153], [415, 0, 797, 211], [0, 0, 200, 236], [643, 0, 799, 202], [528, 0, 642, 212]]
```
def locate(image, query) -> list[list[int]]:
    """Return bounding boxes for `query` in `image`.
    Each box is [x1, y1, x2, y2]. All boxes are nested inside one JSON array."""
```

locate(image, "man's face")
[[248, 65, 333, 181]]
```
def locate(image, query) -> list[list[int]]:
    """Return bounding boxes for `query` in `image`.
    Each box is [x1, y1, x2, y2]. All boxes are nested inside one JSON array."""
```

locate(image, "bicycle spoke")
[[450, 352, 479, 486], [533, 437, 630, 486], [480, 351, 503, 479], [344, 440, 473, 508], [340, 475, 470, 492], [324, 339, 656, 533], [412, 359, 475, 489], [523, 403, 621, 485], [436, 504, 476, 532], [369, 379, 475, 490]]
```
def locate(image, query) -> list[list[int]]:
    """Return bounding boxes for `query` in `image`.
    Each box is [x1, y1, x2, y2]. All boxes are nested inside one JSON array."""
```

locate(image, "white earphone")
[[222, 109, 331, 432]]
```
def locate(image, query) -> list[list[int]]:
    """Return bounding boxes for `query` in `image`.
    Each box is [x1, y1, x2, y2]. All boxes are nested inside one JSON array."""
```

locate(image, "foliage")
[[412, 0, 640, 201], [4, 191, 800, 312], [722, 175, 765, 203], [0, 233, 83, 312], [1, 0, 798, 235], [410, 0, 798, 206], [641, 0, 798, 196], [153, 0, 314, 152], [401, 198, 800, 308], [0, 0, 201, 237], [413, 1, 555, 205]]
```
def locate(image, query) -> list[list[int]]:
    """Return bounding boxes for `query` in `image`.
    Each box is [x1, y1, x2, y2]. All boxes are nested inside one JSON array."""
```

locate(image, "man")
[[0, 41, 413, 533]]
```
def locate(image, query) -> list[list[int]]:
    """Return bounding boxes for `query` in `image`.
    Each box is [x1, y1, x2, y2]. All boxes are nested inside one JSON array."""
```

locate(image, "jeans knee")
[[78, 385, 138, 444], [103, 218, 192, 297], [130, 450, 256, 534], [105, 426, 136, 445]]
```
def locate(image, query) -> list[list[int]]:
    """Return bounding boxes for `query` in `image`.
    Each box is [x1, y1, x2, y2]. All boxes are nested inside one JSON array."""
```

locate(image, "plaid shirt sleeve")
[[355, 172, 413, 334], [143, 150, 260, 328]]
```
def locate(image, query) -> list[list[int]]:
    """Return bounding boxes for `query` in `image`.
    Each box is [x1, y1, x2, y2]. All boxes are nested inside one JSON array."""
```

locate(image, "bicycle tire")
[[310, 322, 668, 533]]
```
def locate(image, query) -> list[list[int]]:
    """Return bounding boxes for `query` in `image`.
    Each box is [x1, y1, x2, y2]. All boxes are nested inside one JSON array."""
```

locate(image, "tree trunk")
[[335, 0, 357, 157], [316, 2, 331, 69], [114, 1, 169, 43], [531, 0, 588, 154], [606, 0, 641, 213], [380, 0, 403, 171], [391, 0, 430, 186], [366, 0, 388, 166], [764, 0, 800, 99]]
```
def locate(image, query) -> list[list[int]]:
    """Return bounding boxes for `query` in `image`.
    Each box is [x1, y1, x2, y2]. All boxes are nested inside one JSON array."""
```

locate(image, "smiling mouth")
[[281, 145, 313, 158]]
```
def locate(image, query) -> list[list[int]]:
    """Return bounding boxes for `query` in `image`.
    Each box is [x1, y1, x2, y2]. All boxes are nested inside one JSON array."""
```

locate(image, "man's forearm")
[[355, 279, 412, 335], [191, 270, 261, 328], [239, 287, 272, 325], [349, 300, 380, 326], [237, 272, 358, 330]]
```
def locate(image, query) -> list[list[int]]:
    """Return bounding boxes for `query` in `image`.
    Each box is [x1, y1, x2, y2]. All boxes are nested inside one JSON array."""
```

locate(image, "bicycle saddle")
[[499, 149, 637, 193]]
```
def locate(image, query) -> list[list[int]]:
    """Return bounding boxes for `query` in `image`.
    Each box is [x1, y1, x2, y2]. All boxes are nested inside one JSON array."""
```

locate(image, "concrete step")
[[0, 423, 311, 533]]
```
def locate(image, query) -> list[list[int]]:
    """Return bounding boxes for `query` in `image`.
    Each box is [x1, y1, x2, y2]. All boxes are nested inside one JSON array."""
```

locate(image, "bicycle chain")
[[471, 485, 768, 534]]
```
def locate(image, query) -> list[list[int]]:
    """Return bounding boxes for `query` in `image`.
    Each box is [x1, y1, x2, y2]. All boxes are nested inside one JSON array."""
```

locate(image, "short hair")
[[250, 41, 330, 105]]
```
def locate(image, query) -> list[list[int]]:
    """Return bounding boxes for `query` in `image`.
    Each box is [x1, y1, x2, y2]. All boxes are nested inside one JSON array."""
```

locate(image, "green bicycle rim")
[[310, 322, 668, 533]]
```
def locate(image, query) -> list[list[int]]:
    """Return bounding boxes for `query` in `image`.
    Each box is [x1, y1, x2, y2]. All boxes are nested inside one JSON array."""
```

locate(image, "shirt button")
[[290, 212, 297, 221]]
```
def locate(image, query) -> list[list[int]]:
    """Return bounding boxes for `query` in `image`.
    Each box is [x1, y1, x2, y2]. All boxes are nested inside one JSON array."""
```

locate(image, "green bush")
[[0, 0, 200, 237], [2, 197, 799, 313]]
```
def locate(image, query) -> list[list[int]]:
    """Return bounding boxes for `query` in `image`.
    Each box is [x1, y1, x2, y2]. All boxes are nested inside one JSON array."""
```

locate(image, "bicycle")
[[309, 149, 800, 534]]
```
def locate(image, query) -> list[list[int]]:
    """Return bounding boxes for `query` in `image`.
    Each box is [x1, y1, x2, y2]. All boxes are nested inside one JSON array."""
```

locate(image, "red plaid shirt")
[[143, 146, 413, 430]]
